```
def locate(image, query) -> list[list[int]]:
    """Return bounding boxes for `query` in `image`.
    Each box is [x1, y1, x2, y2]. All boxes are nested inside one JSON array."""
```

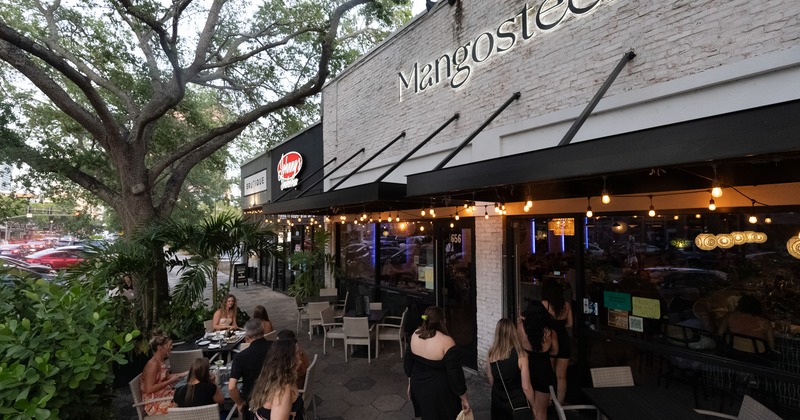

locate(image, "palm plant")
[[287, 228, 338, 299]]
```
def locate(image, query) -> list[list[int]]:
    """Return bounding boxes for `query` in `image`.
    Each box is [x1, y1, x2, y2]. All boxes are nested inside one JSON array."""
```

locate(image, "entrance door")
[[438, 218, 477, 370]]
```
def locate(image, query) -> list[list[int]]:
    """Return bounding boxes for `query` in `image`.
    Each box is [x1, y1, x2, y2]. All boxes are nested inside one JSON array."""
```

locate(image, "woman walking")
[[517, 301, 558, 420], [404, 306, 470, 420], [487, 318, 535, 419], [541, 278, 572, 403]]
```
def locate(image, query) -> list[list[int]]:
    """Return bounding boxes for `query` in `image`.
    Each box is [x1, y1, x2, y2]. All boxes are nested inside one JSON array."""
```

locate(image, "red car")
[[25, 246, 86, 270]]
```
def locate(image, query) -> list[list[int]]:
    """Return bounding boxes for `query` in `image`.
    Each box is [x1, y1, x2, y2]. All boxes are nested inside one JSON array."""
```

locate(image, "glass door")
[[438, 218, 477, 370]]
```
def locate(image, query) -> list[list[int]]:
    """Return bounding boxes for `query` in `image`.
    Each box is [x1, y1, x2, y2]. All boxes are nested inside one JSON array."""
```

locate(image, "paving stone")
[[371, 394, 406, 412], [343, 389, 378, 406], [342, 403, 380, 419], [344, 376, 376, 392]]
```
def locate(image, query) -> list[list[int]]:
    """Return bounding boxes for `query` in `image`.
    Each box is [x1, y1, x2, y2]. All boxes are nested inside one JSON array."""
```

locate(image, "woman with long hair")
[[249, 331, 302, 420], [404, 306, 470, 420], [213, 294, 239, 331], [173, 357, 224, 407], [140, 333, 187, 415], [253, 305, 275, 335], [487, 318, 535, 419], [517, 301, 558, 420], [541, 278, 572, 403]]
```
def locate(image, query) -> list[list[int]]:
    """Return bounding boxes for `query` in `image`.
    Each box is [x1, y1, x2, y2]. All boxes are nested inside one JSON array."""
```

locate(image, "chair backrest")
[[299, 354, 319, 410], [398, 307, 408, 330], [129, 373, 146, 420], [724, 332, 769, 355], [169, 349, 204, 373], [320, 288, 337, 297], [590, 366, 634, 387], [204, 319, 213, 332], [307, 302, 330, 321], [550, 385, 568, 420], [340, 291, 349, 306], [168, 403, 221, 420], [321, 306, 336, 325], [264, 330, 278, 341], [295, 296, 303, 309], [738, 395, 782, 420], [343, 317, 370, 338], [369, 302, 383, 310]]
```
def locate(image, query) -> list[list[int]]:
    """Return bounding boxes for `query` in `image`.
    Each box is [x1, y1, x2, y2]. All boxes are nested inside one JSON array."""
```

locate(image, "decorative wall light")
[[695, 233, 717, 250], [764, 215, 772, 224], [648, 195, 656, 217], [716, 233, 734, 249], [601, 176, 611, 204], [786, 236, 800, 259], [732, 231, 746, 245], [611, 221, 628, 234]]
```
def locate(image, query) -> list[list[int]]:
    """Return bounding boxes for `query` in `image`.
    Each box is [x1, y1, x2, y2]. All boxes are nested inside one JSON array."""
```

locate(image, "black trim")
[[262, 182, 412, 215]]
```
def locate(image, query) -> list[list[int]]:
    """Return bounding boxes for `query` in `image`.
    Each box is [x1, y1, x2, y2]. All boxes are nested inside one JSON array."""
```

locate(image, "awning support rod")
[[295, 148, 366, 198], [376, 113, 460, 183], [558, 50, 636, 146], [330, 131, 406, 191], [272, 157, 338, 203], [433, 92, 520, 171]]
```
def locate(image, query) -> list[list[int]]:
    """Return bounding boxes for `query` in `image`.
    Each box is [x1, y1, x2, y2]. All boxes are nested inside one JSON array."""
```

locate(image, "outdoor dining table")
[[582, 386, 706, 420], [173, 331, 245, 362]]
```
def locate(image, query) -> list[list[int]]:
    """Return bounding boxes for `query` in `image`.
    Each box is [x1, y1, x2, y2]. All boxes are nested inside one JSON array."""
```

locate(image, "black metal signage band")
[[375, 113, 460, 183], [558, 50, 636, 146], [272, 157, 338, 203], [295, 148, 366, 198], [433, 92, 520, 171], [329, 131, 406, 191]]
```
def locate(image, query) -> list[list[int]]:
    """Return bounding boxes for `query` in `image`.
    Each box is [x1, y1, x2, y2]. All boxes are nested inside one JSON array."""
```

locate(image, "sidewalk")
[[113, 275, 493, 419]]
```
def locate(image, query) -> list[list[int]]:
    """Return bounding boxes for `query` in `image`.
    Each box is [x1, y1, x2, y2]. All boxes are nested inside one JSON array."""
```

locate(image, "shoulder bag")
[[494, 360, 533, 420]]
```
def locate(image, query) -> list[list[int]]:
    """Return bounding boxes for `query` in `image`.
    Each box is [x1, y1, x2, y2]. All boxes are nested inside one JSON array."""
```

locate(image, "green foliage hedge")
[[0, 277, 138, 419]]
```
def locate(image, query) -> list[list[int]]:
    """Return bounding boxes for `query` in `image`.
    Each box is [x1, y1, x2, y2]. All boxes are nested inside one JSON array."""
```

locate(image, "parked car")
[[55, 236, 84, 247], [25, 246, 87, 270], [0, 243, 31, 258], [0, 256, 57, 278], [26, 240, 48, 252]]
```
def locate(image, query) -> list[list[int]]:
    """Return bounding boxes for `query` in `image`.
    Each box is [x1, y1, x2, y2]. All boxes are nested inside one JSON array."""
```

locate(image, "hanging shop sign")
[[277, 151, 303, 190], [243, 170, 267, 195], [397, 0, 606, 99]]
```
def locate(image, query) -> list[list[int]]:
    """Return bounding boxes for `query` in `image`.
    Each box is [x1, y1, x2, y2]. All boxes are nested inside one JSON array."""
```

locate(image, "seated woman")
[[253, 305, 275, 335], [213, 294, 239, 331], [141, 333, 187, 415], [249, 332, 303, 420], [718, 294, 775, 354], [173, 357, 224, 408]]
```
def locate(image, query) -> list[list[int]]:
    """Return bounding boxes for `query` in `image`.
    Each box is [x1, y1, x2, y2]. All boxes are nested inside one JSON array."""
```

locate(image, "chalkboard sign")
[[233, 263, 248, 287]]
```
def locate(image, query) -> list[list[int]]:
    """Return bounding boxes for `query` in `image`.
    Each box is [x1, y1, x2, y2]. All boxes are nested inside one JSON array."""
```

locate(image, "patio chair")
[[129, 373, 175, 420], [320, 306, 345, 355], [203, 319, 213, 332], [295, 296, 309, 333], [307, 301, 331, 340], [369, 302, 383, 310], [694, 395, 781, 420], [343, 316, 376, 363], [264, 330, 278, 341], [549, 385, 600, 420], [590, 366, 634, 388], [335, 291, 349, 319], [319, 287, 337, 297], [168, 403, 233, 420], [298, 354, 319, 419], [169, 349, 204, 374], [376, 307, 407, 358]]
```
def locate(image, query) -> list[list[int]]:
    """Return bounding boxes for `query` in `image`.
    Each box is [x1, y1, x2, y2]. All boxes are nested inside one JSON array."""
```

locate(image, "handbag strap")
[[494, 359, 518, 410]]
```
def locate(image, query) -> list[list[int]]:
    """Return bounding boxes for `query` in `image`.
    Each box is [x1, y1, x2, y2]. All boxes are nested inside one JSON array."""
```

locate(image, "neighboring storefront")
[[248, 0, 800, 414]]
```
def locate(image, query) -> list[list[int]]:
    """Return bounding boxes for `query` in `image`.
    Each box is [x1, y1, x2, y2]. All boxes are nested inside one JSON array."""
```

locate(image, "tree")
[[0, 0, 411, 305]]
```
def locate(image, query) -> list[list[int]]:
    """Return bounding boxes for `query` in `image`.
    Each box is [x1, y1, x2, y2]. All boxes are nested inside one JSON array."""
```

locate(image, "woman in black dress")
[[517, 301, 558, 420], [487, 318, 535, 419], [404, 306, 470, 420], [541, 278, 572, 403], [173, 357, 224, 407], [249, 332, 302, 420]]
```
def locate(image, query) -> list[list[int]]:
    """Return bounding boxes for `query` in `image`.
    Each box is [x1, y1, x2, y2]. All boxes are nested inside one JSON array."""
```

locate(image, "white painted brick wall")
[[322, 0, 800, 186], [475, 215, 504, 375]]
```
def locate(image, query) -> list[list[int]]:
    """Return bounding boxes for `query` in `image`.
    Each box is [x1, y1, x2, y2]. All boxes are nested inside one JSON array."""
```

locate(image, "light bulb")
[[526, 200, 533, 208], [524, 205, 530, 212], [455, 215, 460, 220], [601, 190, 610, 204], [421, 209, 426, 216], [450, 222, 454, 228], [484, 208, 489, 219], [420, 225, 425, 232], [586, 206, 593, 218], [711, 180, 723, 198], [749, 215, 757, 224], [648, 206, 656, 217], [388, 216, 393, 222], [362, 213, 367, 220], [708, 199, 716, 211], [673, 215, 679, 220], [470, 205, 476, 212], [765, 216, 772, 224], [464, 203, 468, 209], [396, 214, 401, 222]]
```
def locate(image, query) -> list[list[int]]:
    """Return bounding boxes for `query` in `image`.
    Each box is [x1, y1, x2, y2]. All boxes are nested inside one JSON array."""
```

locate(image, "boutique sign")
[[277, 151, 303, 190], [397, 0, 607, 100]]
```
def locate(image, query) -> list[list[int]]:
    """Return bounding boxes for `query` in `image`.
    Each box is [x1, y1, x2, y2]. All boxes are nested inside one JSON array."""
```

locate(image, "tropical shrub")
[[0, 275, 138, 419]]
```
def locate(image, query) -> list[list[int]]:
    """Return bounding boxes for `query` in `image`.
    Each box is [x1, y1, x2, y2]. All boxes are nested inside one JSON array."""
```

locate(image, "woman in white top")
[[212, 294, 239, 331]]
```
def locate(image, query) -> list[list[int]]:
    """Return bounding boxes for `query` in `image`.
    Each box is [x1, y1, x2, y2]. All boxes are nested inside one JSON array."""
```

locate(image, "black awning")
[[406, 100, 800, 200], [262, 182, 416, 215]]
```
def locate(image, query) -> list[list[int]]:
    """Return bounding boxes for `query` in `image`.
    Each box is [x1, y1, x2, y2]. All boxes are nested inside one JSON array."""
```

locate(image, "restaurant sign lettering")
[[277, 151, 303, 190], [397, 0, 608, 100]]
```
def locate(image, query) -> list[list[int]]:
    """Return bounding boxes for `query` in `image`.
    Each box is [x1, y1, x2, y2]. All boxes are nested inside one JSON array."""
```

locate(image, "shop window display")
[[379, 222, 434, 294], [340, 223, 376, 283]]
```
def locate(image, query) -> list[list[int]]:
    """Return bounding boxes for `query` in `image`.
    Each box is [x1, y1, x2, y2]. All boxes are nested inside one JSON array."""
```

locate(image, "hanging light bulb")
[[586, 197, 593, 218], [708, 198, 716, 211], [765, 215, 772, 224], [526, 198, 533, 208], [484, 206, 489, 219], [648, 195, 656, 217], [673, 215, 679, 220], [711, 179, 723, 198], [470, 204, 476, 212], [748, 199, 757, 224], [388, 215, 393, 222], [297, 217, 302, 223], [464, 203, 468, 209], [455, 214, 460, 221], [601, 176, 611, 204], [395, 212, 401, 222], [420, 225, 425, 232], [421, 208, 426, 216], [450, 222, 454, 228]]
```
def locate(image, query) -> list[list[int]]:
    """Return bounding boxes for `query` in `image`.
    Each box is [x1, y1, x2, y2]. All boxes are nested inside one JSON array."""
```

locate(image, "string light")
[[765, 215, 772, 224], [484, 206, 489, 219], [585, 197, 593, 218], [421, 208, 426, 216], [450, 222, 454, 228], [748, 199, 757, 224], [395, 212, 401, 222], [708, 198, 716, 211], [711, 166, 723, 198], [601, 176, 611, 204], [455, 214, 460, 221], [648, 195, 656, 217]]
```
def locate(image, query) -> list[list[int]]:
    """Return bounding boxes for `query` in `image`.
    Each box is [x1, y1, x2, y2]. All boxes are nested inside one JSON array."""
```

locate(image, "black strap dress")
[[404, 345, 466, 420], [490, 348, 529, 419], [527, 347, 556, 393]]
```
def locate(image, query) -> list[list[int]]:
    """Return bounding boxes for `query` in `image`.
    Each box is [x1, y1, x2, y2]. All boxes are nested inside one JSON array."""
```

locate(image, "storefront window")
[[378, 222, 434, 294], [513, 218, 577, 310], [339, 223, 376, 282]]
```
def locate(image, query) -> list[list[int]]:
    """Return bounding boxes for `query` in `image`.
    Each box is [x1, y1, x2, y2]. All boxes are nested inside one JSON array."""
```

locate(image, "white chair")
[[590, 366, 634, 388], [320, 306, 345, 355], [233, 341, 250, 353], [376, 307, 407, 358], [295, 296, 309, 333], [369, 302, 383, 310], [168, 403, 234, 420], [319, 287, 337, 297], [298, 354, 319, 419], [335, 291, 349, 319], [129, 373, 174, 420], [550, 385, 600, 420], [306, 301, 331, 340], [203, 319, 213, 332], [168, 349, 205, 374], [264, 330, 278, 341], [343, 316, 376, 363], [694, 395, 782, 420]]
